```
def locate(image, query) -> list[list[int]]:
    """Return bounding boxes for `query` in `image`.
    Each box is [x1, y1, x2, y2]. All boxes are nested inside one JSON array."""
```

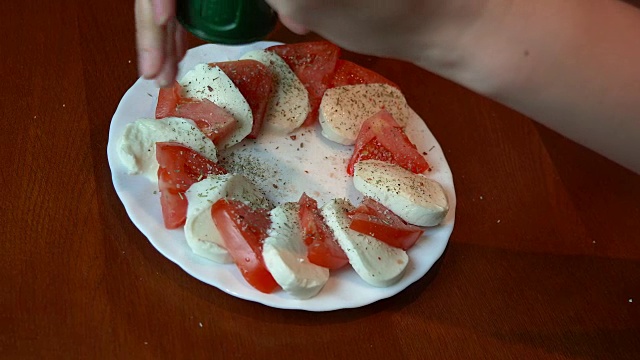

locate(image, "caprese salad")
[[116, 41, 449, 300]]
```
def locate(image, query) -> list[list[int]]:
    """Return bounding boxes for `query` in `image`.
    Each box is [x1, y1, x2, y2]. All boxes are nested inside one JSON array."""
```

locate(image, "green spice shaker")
[[176, 0, 277, 45]]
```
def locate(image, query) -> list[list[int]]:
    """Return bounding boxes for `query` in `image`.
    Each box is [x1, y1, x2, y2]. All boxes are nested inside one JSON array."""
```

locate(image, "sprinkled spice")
[[218, 152, 289, 204]]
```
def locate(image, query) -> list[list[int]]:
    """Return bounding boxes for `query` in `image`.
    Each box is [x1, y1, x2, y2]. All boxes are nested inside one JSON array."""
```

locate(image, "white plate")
[[107, 42, 456, 311]]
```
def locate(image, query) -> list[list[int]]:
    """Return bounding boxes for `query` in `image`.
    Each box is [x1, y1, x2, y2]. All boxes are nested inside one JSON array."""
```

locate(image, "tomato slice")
[[174, 100, 237, 145], [156, 142, 227, 229], [330, 59, 400, 89], [211, 199, 279, 293], [155, 81, 238, 145], [156, 81, 182, 119], [347, 109, 430, 176], [348, 198, 424, 250], [298, 193, 349, 269], [268, 41, 341, 127], [210, 60, 274, 139], [350, 137, 395, 167]]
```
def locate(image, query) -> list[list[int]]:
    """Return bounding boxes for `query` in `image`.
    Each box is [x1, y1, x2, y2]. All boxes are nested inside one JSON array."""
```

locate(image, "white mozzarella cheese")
[[353, 160, 449, 226], [240, 49, 309, 134], [321, 198, 408, 287], [179, 64, 253, 149], [117, 117, 217, 183], [262, 203, 330, 299], [319, 83, 409, 145], [184, 174, 271, 264]]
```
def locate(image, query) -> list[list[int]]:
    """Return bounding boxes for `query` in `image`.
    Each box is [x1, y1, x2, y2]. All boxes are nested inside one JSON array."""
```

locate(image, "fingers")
[[136, 0, 165, 78], [278, 15, 310, 35], [135, 0, 182, 87], [175, 24, 187, 62], [155, 19, 179, 88], [265, 0, 311, 34]]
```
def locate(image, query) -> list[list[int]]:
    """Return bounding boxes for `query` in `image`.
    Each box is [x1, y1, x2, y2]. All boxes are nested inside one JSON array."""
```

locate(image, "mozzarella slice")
[[319, 84, 409, 145], [179, 64, 253, 149], [353, 160, 448, 226], [321, 198, 408, 287], [117, 117, 217, 183], [263, 203, 330, 299], [240, 49, 309, 134], [184, 174, 272, 264]]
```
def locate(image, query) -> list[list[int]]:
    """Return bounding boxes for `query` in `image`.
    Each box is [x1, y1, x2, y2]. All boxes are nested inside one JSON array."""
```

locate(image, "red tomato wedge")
[[347, 109, 430, 176], [330, 59, 400, 89], [211, 199, 279, 293], [156, 142, 227, 229], [348, 198, 424, 250], [268, 41, 341, 127], [209, 60, 274, 138], [353, 138, 395, 166], [174, 100, 237, 145], [155, 81, 238, 145], [298, 193, 349, 269], [156, 81, 182, 119]]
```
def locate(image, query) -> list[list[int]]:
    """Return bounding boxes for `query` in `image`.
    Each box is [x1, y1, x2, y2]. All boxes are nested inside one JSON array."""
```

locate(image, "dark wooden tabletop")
[[1, 1, 639, 359]]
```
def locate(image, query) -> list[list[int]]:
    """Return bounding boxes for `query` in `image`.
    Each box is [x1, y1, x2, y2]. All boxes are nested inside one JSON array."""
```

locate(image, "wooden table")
[[2, 1, 639, 358]]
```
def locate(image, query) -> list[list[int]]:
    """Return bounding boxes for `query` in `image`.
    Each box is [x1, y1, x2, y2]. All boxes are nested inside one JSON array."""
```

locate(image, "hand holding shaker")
[[176, 0, 278, 44]]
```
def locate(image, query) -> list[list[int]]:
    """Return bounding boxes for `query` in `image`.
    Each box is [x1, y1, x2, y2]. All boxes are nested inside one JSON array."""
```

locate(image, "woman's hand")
[[135, 0, 187, 87]]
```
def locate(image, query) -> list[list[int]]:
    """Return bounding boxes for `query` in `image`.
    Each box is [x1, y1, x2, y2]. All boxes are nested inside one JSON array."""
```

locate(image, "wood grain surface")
[[1, 1, 638, 359]]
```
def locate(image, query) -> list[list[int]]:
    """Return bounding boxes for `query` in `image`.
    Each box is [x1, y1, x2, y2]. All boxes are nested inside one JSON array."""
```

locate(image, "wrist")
[[409, 0, 531, 96]]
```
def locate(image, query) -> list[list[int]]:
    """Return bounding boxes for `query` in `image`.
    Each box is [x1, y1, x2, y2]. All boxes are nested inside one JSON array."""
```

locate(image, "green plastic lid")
[[176, 0, 277, 45]]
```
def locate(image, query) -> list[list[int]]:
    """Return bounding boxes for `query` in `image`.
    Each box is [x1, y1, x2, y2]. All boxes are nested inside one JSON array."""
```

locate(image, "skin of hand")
[[267, 0, 640, 174], [135, 0, 187, 87], [266, 0, 486, 63]]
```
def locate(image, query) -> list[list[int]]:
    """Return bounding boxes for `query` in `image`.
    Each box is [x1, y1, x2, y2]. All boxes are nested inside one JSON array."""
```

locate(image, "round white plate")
[[107, 42, 456, 311]]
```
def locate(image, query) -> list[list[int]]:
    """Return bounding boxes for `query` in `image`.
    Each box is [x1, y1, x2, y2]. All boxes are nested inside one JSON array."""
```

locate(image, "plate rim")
[[106, 42, 457, 311]]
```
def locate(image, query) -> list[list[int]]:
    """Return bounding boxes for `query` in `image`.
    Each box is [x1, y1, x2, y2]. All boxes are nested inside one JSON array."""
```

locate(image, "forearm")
[[417, 0, 640, 173]]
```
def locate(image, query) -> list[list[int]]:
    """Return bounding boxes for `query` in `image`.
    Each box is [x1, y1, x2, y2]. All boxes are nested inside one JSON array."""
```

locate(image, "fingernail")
[[156, 66, 174, 88], [157, 74, 170, 88], [153, 0, 169, 25]]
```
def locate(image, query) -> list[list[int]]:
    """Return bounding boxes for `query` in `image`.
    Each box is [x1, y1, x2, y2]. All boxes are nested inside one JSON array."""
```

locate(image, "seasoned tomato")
[[155, 81, 182, 119], [156, 142, 227, 229], [174, 100, 237, 145], [211, 199, 279, 293], [298, 193, 348, 269], [330, 59, 400, 89], [210, 60, 274, 138], [268, 41, 341, 127], [351, 138, 395, 166], [155, 81, 238, 145], [347, 109, 430, 176], [348, 198, 424, 250]]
